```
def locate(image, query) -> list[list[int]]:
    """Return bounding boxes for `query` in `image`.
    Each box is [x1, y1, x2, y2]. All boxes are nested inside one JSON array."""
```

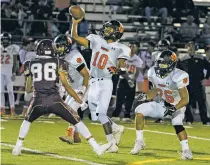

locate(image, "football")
[[69, 5, 85, 20]]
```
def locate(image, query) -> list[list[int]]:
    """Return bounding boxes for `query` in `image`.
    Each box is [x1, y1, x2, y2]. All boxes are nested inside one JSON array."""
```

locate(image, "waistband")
[[91, 76, 111, 81]]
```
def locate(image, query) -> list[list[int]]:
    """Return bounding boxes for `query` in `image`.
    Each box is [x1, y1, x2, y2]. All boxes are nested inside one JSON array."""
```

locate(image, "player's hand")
[[72, 17, 83, 24], [163, 101, 177, 116], [107, 66, 119, 75], [136, 92, 147, 101], [80, 101, 88, 111], [11, 74, 16, 82]]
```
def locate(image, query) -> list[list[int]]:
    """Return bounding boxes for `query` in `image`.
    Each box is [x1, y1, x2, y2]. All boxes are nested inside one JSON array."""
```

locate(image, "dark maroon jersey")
[[24, 57, 68, 96]]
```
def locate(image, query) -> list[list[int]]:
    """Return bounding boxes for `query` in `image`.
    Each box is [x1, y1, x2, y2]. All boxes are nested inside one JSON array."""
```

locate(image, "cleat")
[[181, 149, 193, 160], [59, 136, 74, 144], [74, 132, 81, 143], [94, 142, 112, 156], [113, 125, 124, 145], [12, 144, 22, 156], [130, 140, 145, 155], [106, 143, 118, 153]]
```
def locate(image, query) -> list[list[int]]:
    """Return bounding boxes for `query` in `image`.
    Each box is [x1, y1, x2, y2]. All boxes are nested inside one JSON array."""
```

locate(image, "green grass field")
[[1, 117, 210, 165]]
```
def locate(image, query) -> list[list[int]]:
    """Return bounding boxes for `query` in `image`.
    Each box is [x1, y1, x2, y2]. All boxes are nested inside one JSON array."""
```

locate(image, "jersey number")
[[157, 88, 175, 103], [31, 63, 57, 82], [92, 51, 108, 69], [1, 55, 11, 64]]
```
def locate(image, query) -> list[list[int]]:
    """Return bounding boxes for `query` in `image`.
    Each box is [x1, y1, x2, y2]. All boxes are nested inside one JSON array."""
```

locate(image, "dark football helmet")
[[53, 34, 72, 57], [100, 20, 124, 41], [36, 39, 55, 56], [1, 32, 12, 47], [157, 39, 170, 51], [154, 50, 177, 78]]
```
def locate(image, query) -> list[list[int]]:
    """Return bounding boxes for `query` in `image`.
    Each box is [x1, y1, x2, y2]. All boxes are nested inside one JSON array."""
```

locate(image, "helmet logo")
[[170, 53, 177, 62], [119, 24, 124, 33], [76, 57, 82, 63]]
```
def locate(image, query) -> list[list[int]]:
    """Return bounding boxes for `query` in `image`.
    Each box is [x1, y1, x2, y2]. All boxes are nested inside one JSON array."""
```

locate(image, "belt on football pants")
[[91, 76, 104, 81]]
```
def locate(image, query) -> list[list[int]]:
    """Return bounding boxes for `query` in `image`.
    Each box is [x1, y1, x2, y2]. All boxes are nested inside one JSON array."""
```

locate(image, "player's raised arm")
[[71, 18, 89, 48], [23, 61, 32, 93]]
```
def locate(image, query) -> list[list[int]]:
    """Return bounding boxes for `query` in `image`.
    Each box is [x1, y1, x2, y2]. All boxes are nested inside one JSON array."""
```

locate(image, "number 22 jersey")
[[87, 34, 130, 78], [24, 57, 68, 96], [148, 66, 189, 105]]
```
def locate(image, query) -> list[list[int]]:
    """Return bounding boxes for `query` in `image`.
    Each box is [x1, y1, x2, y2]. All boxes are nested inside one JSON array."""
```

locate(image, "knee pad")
[[98, 113, 109, 124], [173, 125, 185, 134]]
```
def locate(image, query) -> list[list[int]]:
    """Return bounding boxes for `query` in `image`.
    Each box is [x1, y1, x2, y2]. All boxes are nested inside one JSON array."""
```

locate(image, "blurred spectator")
[[171, 0, 199, 25], [163, 16, 181, 43], [143, 0, 169, 23], [57, 8, 70, 34], [205, 45, 210, 61], [177, 41, 210, 125], [202, 16, 210, 45], [179, 14, 199, 42], [47, 15, 60, 37], [78, 18, 89, 37], [1, 4, 19, 33]]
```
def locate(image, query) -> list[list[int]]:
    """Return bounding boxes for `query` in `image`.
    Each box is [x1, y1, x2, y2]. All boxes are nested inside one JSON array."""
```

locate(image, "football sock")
[[75, 121, 91, 139], [8, 91, 15, 108], [88, 138, 100, 150], [19, 120, 31, 139], [74, 126, 78, 133], [136, 130, 144, 141], [15, 120, 31, 146], [180, 139, 189, 151], [1, 93, 5, 108], [106, 134, 116, 144]]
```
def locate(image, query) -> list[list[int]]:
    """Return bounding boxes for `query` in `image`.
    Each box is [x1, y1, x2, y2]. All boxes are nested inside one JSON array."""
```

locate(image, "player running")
[[71, 18, 130, 152], [130, 50, 193, 159], [53, 34, 90, 144], [12, 39, 112, 156], [0, 33, 19, 116]]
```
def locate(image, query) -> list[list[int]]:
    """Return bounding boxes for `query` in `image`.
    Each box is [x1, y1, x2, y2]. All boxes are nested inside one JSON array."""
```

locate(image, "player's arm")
[[58, 68, 83, 104], [175, 87, 189, 109], [78, 64, 89, 90], [25, 75, 32, 93], [71, 18, 89, 48]]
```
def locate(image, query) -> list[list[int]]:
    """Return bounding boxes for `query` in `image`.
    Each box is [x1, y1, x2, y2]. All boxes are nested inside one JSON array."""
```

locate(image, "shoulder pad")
[[172, 69, 189, 83]]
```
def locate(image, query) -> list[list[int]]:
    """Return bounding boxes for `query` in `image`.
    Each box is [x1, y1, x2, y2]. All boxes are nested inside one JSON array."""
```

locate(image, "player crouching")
[[131, 50, 193, 160]]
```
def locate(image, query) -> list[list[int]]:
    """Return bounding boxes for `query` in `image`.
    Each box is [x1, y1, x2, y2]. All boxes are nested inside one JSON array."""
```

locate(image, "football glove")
[[107, 66, 119, 75], [136, 92, 147, 101], [80, 101, 88, 111], [163, 101, 177, 116]]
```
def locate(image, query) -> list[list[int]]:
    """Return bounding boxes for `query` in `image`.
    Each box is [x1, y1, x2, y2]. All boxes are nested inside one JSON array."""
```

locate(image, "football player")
[[0, 33, 19, 116], [53, 34, 90, 144], [71, 18, 131, 152], [130, 50, 193, 159], [12, 39, 112, 156]]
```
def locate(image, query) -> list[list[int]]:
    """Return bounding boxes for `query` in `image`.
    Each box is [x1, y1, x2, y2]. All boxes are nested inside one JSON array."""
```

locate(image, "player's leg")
[[12, 99, 45, 155], [5, 74, 15, 116], [50, 100, 112, 156], [171, 109, 193, 159], [131, 101, 163, 154], [0, 74, 6, 115]]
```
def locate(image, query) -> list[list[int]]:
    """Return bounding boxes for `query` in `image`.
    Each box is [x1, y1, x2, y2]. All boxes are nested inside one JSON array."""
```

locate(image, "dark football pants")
[[185, 85, 209, 124], [112, 79, 136, 118], [25, 95, 80, 124]]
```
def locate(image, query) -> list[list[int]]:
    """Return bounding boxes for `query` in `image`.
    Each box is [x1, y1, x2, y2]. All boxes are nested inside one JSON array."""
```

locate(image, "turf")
[[1, 117, 210, 165]]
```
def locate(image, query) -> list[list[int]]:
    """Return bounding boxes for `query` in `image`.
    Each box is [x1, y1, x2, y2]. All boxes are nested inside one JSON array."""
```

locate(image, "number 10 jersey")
[[24, 57, 68, 97], [87, 34, 130, 78]]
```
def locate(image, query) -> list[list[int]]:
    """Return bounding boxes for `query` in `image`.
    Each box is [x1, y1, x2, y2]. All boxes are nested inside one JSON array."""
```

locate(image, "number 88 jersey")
[[87, 34, 130, 78], [148, 66, 189, 106], [24, 57, 68, 96]]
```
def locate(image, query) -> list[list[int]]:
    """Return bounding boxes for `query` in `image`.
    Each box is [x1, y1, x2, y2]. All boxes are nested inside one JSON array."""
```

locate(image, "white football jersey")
[[148, 67, 189, 105], [121, 54, 143, 80], [87, 34, 130, 78], [0, 44, 19, 73], [64, 49, 89, 89]]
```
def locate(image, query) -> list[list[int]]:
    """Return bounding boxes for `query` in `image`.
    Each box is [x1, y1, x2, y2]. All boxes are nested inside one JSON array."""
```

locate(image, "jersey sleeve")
[[147, 67, 155, 83], [86, 34, 98, 50], [19, 49, 27, 64], [23, 60, 31, 77], [70, 51, 86, 72], [136, 56, 143, 68], [172, 69, 189, 89], [118, 45, 131, 60]]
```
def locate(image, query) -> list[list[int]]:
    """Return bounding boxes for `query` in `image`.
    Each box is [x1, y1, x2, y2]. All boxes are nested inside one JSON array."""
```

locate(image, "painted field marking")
[[1, 143, 106, 165], [0, 127, 5, 130], [36, 121, 55, 124], [91, 123, 210, 141]]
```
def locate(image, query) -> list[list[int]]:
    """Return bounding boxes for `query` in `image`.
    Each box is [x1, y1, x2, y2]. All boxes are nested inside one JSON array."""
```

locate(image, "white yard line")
[[91, 123, 210, 141], [1, 143, 106, 165]]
